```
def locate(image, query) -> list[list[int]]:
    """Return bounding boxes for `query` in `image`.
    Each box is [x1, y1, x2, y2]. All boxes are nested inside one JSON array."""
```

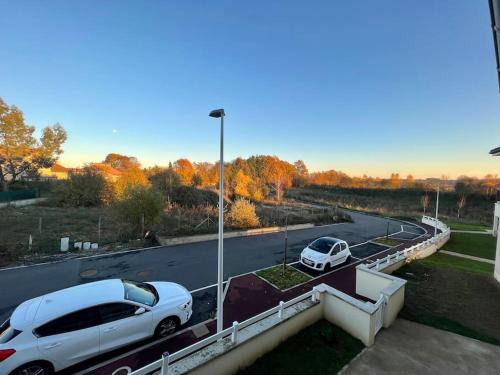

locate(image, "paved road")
[[0, 211, 417, 323]]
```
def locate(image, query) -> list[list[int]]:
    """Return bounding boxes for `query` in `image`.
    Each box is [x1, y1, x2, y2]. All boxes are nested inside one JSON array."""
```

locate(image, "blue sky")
[[1, 0, 499, 178]]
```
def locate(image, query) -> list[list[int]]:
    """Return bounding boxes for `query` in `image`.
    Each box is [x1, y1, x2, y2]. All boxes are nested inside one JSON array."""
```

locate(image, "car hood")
[[301, 247, 328, 262], [147, 282, 191, 306]]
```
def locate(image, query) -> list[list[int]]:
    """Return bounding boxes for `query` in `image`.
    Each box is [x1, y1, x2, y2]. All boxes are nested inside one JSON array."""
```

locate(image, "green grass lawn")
[[442, 232, 497, 260], [256, 265, 311, 290], [421, 253, 494, 276], [393, 261, 500, 346], [372, 237, 400, 247], [238, 320, 365, 375], [447, 221, 490, 232]]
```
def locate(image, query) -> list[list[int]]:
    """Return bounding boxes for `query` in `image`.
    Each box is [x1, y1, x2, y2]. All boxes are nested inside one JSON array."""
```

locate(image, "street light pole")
[[209, 109, 225, 334], [434, 185, 440, 236]]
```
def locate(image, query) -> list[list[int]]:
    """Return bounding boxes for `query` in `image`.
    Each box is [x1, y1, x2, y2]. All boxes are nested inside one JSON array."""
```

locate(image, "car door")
[[98, 303, 153, 353], [339, 242, 349, 261], [36, 307, 101, 369], [329, 243, 344, 266]]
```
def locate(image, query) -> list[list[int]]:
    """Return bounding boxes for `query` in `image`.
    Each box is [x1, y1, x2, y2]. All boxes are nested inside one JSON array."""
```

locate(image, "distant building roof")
[[491, 146, 500, 156], [50, 163, 69, 173], [489, 0, 500, 91], [90, 163, 122, 176]]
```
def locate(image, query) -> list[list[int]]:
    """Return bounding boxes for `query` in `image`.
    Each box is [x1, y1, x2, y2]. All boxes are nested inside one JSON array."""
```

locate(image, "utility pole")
[[282, 213, 289, 276], [434, 185, 440, 236], [209, 108, 226, 334]]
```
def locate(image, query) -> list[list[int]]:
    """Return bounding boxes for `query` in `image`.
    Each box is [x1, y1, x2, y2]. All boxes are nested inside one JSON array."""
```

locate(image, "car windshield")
[[308, 238, 336, 254], [122, 280, 158, 307]]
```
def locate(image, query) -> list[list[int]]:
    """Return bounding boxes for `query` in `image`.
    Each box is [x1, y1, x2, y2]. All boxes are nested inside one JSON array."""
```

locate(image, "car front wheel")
[[155, 316, 180, 338], [11, 362, 53, 375]]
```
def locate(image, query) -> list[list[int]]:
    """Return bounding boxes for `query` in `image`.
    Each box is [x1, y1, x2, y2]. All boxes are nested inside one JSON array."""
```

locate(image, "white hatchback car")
[[300, 237, 351, 271], [0, 279, 192, 375]]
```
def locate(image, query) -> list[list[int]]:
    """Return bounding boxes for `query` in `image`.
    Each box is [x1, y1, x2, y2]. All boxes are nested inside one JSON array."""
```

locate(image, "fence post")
[[231, 321, 239, 344], [278, 301, 284, 320], [161, 352, 170, 375], [38, 217, 42, 234], [98, 215, 101, 241], [312, 286, 320, 303]]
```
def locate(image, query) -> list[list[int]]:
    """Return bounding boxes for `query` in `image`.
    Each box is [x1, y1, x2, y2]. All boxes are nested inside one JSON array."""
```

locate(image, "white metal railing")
[[131, 288, 318, 375], [365, 217, 450, 272]]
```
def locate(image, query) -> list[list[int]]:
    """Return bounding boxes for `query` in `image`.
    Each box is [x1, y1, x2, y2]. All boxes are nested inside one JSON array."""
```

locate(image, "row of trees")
[[1, 97, 498, 203]]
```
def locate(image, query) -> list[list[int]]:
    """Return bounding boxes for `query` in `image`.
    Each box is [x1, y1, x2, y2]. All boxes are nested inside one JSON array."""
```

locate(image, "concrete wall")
[[356, 268, 394, 301], [0, 197, 47, 208], [355, 267, 406, 329], [320, 287, 376, 346], [182, 303, 323, 375]]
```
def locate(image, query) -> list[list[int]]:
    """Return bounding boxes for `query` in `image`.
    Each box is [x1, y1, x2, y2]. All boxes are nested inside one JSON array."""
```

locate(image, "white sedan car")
[[300, 237, 351, 271], [0, 279, 192, 375]]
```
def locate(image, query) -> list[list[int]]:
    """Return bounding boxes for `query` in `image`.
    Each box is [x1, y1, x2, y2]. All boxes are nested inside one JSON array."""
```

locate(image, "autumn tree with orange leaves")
[[174, 158, 195, 185]]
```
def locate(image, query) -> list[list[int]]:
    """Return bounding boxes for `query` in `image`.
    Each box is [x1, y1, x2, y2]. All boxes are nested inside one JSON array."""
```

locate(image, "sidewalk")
[[440, 250, 495, 264], [451, 229, 492, 234], [342, 319, 500, 375]]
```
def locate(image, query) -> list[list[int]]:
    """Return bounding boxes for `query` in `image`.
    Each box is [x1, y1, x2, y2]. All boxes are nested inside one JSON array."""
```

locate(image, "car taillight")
[[0, 349, 16, 362]]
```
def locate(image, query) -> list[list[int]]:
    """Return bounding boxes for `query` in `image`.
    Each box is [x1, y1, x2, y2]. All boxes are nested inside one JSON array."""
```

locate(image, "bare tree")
[[421, 194, 429, 216], [457, 194, 466, 219]]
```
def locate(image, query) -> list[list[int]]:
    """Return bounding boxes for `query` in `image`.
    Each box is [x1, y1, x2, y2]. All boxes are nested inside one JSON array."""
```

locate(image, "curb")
[[156, 223, 315, 246]]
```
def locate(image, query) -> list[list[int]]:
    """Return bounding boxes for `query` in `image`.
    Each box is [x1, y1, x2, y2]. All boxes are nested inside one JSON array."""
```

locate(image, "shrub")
[[170, 186, 219, 207], [52, 168, 114, 207], [112, 186, 165, 238], [228, 198, 260, 228]]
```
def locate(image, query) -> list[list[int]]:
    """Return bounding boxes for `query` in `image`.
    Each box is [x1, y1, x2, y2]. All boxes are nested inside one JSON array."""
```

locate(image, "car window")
[[99, 303, 138, 324], [340, 243, 347, 251], [309, 238, 336, 254], [0, 319, 22, 343], [34, 307, 100, 337], [122, 280, 158, 306], [331, 243, 340, 254]]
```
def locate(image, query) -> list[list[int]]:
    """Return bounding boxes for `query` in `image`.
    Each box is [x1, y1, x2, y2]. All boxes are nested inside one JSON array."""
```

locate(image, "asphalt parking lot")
[[0, 211, 427, 374]]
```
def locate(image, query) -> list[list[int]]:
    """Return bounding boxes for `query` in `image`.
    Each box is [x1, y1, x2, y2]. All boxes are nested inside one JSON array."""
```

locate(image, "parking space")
[[351, 242, 389, 258], [61, 287, 217, 375], [391, 231, 423, 240]]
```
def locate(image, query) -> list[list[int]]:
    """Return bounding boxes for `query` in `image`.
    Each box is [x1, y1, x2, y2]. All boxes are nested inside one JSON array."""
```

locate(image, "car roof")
[[315, 237, 344, 243], [11, 279, 125, 329]]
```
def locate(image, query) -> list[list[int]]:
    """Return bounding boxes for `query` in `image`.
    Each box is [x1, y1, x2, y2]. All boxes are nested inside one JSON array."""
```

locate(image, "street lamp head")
[[209, 109, 225, 118]]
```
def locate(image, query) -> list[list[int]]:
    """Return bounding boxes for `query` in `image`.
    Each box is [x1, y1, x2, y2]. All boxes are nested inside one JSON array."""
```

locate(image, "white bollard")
[[231, 321, 239, 344], [60, 237, 69, 252], [161, 352, 169, 375], [278, 301, 284, 320]]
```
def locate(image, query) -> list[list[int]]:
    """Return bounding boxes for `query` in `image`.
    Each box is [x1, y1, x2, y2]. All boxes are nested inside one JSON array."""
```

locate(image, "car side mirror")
[[135, 307, 146, 315]]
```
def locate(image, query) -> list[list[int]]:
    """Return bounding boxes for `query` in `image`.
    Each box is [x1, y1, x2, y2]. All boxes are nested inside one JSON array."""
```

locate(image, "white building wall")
[[494, 202, 500, 283]]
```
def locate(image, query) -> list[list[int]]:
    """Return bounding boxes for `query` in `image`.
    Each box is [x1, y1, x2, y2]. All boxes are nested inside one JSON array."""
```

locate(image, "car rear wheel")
[[155, 316, 180, 338], [11, 362, 53, 375]]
